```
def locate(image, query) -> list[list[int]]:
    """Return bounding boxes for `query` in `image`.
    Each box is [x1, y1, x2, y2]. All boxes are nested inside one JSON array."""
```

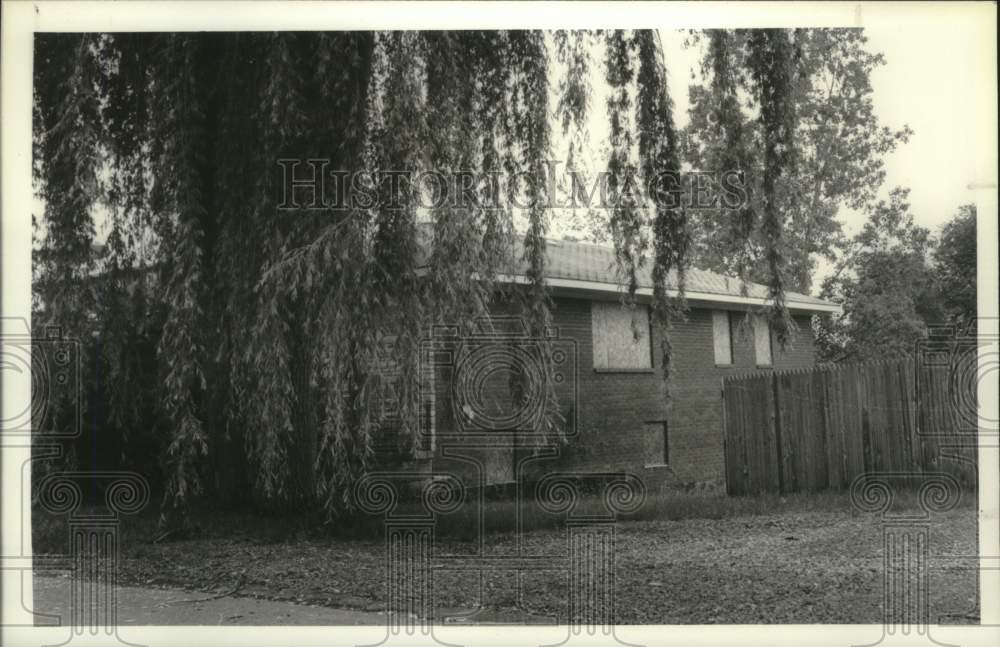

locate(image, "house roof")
[[90, 229, 839, 314], [418, 228, 840, 314]]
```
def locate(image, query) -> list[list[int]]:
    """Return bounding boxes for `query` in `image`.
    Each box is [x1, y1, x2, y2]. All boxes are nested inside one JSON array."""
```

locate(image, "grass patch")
[[323, 485, 975, 541], [32, 485, 976, 552]]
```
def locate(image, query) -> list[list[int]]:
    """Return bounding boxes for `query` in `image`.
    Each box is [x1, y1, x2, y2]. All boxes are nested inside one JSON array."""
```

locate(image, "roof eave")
[[494, 273, 843, 315], [412, 267, 842, 314]]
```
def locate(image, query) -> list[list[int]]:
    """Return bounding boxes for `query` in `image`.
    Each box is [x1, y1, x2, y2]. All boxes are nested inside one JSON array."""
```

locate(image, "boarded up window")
[[644, 421, 668, 466], [753, 314, 773, 366], [591, 302, 652, 369], [712, 310, 733, 365]]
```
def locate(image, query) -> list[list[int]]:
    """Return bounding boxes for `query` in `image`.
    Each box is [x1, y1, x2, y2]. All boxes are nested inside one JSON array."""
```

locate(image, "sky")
[[863, 19, 997, 232], [656, 10, 997, 242]]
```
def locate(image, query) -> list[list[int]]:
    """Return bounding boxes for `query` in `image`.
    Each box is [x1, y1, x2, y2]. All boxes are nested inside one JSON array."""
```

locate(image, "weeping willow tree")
[[32, 30, 797, 524]]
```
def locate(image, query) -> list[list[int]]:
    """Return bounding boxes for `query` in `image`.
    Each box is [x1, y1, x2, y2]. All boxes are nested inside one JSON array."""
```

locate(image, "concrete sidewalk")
[[32, 574, 386, 625]]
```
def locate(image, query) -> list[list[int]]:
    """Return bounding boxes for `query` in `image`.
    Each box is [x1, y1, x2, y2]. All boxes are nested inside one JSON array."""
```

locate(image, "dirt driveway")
[[34, 503, 980, 625]]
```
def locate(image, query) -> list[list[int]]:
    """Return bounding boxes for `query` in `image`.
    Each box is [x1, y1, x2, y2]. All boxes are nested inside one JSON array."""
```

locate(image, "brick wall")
[[661, 309, 816, 490], [425, 295, 818, 492]]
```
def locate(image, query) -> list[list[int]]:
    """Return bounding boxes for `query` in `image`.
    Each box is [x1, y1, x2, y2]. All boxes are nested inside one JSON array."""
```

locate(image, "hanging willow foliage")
[[706, 29, 757, 288], [634, 30, 689, 385], [685, 29, 800, 344], [604, 30, 645, 304], [32, 30, 795, 522], [746, 29, 798, 344]]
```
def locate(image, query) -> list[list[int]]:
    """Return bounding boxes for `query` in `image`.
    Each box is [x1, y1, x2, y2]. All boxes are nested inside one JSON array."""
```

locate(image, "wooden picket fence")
[[721, 359, 978, 496]]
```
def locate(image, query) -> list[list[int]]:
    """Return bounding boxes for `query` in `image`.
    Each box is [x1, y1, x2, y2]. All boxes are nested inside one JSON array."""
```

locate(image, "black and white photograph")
[[1, 1, 997, 645]]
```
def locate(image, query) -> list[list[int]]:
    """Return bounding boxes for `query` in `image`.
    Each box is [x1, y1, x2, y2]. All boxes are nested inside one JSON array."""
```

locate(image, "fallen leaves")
[[98, 505, 978, 624]]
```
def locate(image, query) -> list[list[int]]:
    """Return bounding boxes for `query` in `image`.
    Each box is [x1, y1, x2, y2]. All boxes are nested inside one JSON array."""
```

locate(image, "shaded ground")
[[33, 494, 980, 625]]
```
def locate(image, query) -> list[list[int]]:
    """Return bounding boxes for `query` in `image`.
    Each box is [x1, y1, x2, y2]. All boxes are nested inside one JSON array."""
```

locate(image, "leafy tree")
[[684, 29, 913, 293], [815, 187, 943, 362], [933, 204, 977, 326], [32, 31, 798, 524]]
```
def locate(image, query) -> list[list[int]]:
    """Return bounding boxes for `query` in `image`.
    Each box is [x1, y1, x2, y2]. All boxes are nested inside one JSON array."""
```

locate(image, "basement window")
[[591, 302, 653, 370], [644, 421, 669, 467]]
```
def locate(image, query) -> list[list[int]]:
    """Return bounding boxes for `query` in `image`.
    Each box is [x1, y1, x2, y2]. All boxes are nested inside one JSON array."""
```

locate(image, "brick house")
[[387, 235, 840, 492]]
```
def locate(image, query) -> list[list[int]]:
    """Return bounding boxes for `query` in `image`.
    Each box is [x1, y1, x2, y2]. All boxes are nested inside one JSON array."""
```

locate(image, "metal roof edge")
[[491, 273, 843, 314]]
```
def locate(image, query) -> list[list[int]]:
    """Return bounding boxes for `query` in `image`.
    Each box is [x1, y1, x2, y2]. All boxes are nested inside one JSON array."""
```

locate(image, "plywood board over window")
[[712, 310, 733, 365], [753, 314, 773, 366], [591, 302, 652, 370]]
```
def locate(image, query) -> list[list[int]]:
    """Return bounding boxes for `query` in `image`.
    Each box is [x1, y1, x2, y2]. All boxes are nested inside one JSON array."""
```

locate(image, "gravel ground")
[[35, 504, 979, 625]]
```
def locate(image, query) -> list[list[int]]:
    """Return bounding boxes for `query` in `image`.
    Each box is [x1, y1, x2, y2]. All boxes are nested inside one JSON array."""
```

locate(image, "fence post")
[[771, 372, 785, 495], [721, 381, 731, 496]]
